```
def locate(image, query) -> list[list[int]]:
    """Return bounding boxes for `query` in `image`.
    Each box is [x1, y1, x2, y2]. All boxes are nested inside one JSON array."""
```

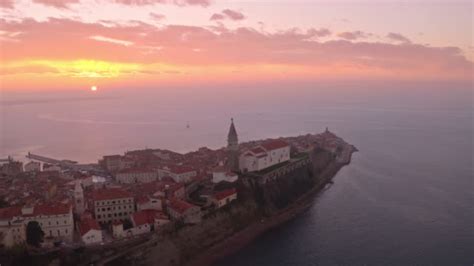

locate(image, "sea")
[[1, 81, 472, 265]]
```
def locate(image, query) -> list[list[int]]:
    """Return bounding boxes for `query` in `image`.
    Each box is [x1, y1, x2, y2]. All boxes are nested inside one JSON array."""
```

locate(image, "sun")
[[90, 85, 98, 92]]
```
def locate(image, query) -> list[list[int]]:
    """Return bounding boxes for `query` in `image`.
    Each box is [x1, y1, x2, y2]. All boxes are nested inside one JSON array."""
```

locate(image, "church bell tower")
[[74, 181, 85, 215], [227, 118, 239, 172]]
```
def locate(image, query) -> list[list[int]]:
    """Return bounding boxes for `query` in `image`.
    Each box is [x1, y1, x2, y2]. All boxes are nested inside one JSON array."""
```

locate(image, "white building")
[[131, 210, 169, 235], [167, 199, 201, 224], [211, 166, 238, 183], [0, 206, 25, 247], [24, 161, 41, 172], [91, 188, 135, 225], [115, 168, 158, 184], [136, 196, 162, 211], [24, 204, 74, 242], [239, 139, 291, 172], [5, 203, 75, 243], [211, 188, 238, 208], [157, 165, 197, 183], [79, 218, 102, 245]]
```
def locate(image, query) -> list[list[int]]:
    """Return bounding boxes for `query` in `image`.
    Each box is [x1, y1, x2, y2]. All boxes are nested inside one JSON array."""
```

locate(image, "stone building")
[[91, 188, 135, 225]]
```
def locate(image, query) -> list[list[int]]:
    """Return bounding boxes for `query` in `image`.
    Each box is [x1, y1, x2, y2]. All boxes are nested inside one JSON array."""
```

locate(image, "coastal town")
[[0, 120, 353, 265]]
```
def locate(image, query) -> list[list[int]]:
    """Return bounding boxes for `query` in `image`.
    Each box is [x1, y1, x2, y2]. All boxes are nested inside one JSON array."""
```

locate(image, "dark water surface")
[[1, 83, 472, 265]]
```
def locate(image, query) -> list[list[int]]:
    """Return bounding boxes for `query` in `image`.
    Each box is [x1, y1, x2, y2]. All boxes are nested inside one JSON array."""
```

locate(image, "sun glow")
[[91, 86, 98, 91]]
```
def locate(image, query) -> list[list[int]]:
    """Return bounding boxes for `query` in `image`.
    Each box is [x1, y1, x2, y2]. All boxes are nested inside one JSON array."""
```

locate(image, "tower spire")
[[228, 118, 238, 143], [227, 118, 239, 172]]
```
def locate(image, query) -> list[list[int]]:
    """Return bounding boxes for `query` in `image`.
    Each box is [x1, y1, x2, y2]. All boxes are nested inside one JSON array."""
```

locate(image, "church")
[[226, 119, 291, 173]]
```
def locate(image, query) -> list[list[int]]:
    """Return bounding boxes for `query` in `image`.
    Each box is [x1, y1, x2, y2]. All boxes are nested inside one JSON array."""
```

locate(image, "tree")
[[26, 221, 44, 248]]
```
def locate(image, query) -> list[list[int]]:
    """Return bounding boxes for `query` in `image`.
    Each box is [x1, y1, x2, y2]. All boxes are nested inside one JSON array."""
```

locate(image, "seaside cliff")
[[115, 142, 356, 266]]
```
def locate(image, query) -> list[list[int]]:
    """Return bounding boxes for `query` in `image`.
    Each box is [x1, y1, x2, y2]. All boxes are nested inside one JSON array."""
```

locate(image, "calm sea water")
[[1, 82, 472, 265]]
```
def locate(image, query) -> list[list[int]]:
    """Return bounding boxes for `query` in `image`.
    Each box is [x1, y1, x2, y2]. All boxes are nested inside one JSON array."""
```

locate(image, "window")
[[97, 215, 101, 218]]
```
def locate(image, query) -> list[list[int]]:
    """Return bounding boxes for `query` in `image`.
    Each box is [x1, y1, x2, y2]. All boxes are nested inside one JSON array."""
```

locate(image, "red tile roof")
[[91, 188, 132, 201], [214, 188, 237, 201], [168, 199, 197, 214], [132, 209, 166, 226], [250, 147, 266, 154], [260, 139, 289, 151], [0, 206, 22, 220], [79, 218, 101, 236], [33, 203, 71, 216]]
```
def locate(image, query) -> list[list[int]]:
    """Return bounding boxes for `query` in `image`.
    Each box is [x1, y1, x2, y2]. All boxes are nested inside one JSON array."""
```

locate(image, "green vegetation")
[[26, 221, 44, 248]]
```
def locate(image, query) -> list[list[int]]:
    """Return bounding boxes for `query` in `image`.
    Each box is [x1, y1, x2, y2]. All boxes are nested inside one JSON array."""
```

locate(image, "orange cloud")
[[0, 17, 472, 90]]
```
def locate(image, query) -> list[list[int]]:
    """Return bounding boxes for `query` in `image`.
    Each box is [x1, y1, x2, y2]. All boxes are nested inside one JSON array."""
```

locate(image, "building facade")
[[239, 139, 291, 172], [91, 188, 135, 225], [157, 165, 197, 183], [115, 168, 158, 184]]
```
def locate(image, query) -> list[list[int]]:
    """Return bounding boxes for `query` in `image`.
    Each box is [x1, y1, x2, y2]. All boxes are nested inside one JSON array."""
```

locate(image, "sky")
[[0, 0, 472, 91]]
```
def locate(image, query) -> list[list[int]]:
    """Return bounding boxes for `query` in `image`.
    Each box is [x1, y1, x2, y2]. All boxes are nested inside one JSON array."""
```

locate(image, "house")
[[115, 168, 158, 184], [100, 155, 122, 172], [24, 161, 41, 172], [211, 166, 238, 183], [131, 209, 169, 235], [22, 203, 74, 242], [239, 139, 290, 172], [0, 206, 25, 247], [157, 165, 197, 183], [212, 188, 237, 208], [91, 188, 135, 225], [136, 195, 162, 211], [0, 203, 75, 245], [167, 199, 201, 224], [112, 221, 125, 239], [79, 218, 102, 245]]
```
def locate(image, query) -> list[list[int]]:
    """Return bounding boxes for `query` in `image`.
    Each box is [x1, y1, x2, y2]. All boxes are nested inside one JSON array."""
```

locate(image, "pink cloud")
[[387, 32, 411, 43], [338, 31, 367, 40], [210, 13, 225, 21], [0, 0, 14, 9], [113, 0, 210, 6], [307, 28, 331, 38], [149, 12, 165, 21], [32, 0, 80, 9], [222, 9, 245, 20], [211, 9, 245, 21], [0, 18, 471, 81]]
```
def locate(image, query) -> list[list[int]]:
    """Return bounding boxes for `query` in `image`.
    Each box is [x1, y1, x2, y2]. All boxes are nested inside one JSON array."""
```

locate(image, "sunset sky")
[[0, 0, 472, 91]]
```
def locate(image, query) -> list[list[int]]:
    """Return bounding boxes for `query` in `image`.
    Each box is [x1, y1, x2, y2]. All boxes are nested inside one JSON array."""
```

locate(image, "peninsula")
[[0, 120, 356, 266]]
